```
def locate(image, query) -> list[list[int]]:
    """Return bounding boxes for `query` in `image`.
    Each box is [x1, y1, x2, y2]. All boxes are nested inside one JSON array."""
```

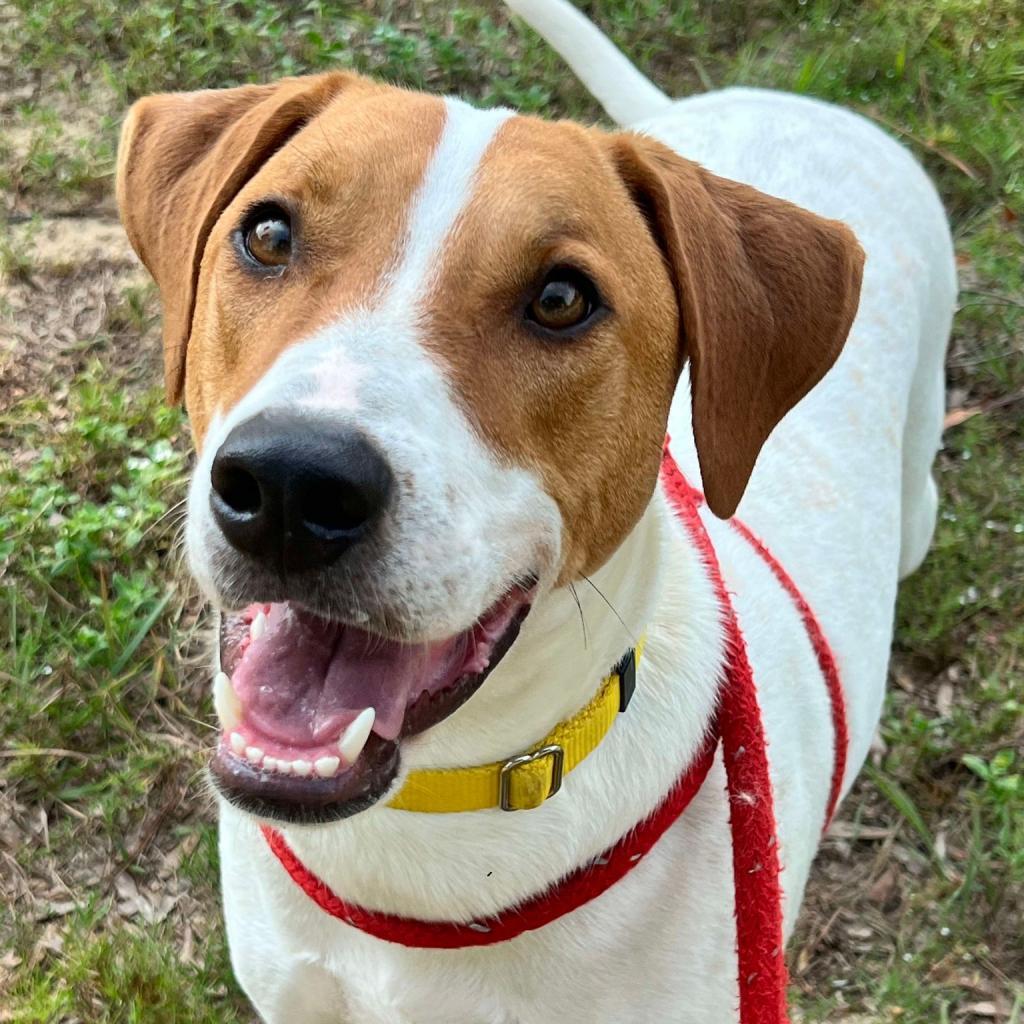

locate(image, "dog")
[[115, 1, 956, 1020]]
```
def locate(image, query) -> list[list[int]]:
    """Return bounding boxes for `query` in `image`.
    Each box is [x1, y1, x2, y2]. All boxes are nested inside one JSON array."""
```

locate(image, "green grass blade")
[[111, 591, 172, 675]]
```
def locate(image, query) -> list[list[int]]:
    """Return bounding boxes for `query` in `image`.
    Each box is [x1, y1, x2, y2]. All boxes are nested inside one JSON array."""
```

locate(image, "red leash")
[[727, 518, 848, 832], [661, 453, 790, 1024], [262, 450, 846, 1024]]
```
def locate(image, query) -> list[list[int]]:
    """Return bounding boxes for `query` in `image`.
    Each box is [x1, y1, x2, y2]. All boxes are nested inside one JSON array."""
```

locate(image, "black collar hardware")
[[616, 648, 638, 713]]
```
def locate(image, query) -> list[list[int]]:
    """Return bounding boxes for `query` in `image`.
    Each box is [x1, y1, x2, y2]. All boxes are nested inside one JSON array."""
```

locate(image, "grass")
[[0, 0, 1021, 1021]]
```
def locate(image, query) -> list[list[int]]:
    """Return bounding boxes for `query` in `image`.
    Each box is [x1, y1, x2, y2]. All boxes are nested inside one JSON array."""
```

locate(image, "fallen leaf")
[[868, 866, 900, 907], [29, 922, 64, 968], [827, 822, 894, 841], [32, 899, 82, 922], [944, 406, 984, 429], [179, 922, 195, 966]]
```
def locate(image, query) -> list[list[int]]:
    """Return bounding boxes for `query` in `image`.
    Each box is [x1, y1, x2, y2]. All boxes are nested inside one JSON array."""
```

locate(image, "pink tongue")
[[231, 604, 470, 743]]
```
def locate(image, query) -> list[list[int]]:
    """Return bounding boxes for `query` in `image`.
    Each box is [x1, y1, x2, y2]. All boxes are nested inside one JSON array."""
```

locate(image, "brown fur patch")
[[118, 73, 360, 403], [117, 76, 447, 445], [185, 90, 447, 442], [420, 116, 679, 583], [422, 118, 863, 581], [609, 134, 864, 517]]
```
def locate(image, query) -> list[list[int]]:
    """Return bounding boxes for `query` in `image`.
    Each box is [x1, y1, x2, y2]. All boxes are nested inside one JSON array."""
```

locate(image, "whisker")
[[580, 574, 638, 645], [140, 497, 189, 543], [567, 581, 589, 650]]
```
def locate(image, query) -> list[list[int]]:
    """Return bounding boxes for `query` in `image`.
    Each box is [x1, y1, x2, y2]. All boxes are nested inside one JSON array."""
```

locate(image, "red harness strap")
[[262, 450, 847, 1024], [727, 518, 848, 832], [261, 728, 717, 949]]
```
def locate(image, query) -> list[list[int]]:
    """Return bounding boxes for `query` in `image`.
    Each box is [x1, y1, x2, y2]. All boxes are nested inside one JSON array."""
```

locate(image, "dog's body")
[[116, 3, 955, 1021], [217, 90, 953, 1023]]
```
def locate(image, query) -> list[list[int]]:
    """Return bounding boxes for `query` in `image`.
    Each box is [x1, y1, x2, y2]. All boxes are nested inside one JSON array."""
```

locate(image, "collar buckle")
[[499, 744, 565, 811]]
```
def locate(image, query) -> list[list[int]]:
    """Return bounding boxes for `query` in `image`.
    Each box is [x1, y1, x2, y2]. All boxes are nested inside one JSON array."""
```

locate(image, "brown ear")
[[116, 72, 357, 402], [609, 134, 864, 518]]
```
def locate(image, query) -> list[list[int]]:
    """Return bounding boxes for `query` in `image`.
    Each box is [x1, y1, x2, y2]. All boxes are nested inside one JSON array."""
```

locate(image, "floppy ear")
[[116, 72, 357, 403], [609, 134, 865, 518]]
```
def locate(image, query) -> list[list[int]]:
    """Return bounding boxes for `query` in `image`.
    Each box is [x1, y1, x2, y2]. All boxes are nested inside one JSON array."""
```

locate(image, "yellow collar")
[[387, 638, 645, 813]]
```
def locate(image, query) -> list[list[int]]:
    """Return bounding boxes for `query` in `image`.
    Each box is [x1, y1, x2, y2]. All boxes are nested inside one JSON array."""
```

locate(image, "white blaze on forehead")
[[298, 348, 367, 413], [288, 97, 512, 413], [205, 99, 514, 427], [385, 98, 513, 309]]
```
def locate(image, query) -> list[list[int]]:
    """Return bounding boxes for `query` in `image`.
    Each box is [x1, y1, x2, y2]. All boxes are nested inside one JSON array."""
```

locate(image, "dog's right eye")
[[242, 206, 292, 268], [525, 267, 604, 336]]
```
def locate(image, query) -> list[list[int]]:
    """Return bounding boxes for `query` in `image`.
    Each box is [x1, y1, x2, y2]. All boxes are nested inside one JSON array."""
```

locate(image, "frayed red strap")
[[661, 450, 791, 1024], [261, 727, 717, 948]]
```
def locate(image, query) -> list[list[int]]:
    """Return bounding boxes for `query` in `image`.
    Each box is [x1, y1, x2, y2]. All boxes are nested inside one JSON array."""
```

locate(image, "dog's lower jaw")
[[242, 493, 725, 923]]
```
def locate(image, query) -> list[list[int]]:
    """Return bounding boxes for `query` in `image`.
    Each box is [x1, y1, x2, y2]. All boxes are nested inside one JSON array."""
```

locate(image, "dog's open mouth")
[[209, 585, 533, 823]]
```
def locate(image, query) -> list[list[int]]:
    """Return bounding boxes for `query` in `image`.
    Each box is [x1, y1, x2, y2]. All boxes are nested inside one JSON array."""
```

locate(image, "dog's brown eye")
[[527, 269, 599, 333], [243, 209, 292, 267]]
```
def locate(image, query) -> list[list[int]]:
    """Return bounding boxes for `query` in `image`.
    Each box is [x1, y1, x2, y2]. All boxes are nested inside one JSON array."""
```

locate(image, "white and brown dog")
[[116, 1, 956, 1020]]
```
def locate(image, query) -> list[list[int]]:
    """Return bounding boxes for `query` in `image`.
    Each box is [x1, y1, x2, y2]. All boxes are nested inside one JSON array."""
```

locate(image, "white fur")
[[211, 15, 957, 1024]]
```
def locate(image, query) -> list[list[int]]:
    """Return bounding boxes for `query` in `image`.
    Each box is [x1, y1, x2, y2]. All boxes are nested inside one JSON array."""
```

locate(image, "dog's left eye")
[[242, 206, 292, 268], [526, 268, 601, 334]]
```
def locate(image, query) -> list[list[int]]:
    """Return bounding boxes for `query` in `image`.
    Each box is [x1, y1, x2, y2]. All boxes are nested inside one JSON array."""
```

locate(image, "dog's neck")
[[406, 494, 671, 771], [238, 488, 728, 922]]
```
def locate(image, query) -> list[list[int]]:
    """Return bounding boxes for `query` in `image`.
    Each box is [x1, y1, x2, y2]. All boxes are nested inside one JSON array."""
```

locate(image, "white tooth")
[[314, 756, 340, 778], [250, 610, 267, 641], [230, 732, 246, 755], [263, 757, 278, 773], [246, 746, 264, 765], [292, 759, 312, 777], [338, 708, 375, 765], [213, 672, 241, 731], [277, 759, 293, 776]]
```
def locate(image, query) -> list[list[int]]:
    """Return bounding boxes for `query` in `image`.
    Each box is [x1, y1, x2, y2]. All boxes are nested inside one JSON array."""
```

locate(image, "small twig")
[[944, 390, 1024, 429], [948, 348, 1018, 369], [866, 108, 980, 180], [3, 208, 115, 225], [0, 747, 92, 761], [958, 289, 1024, 310], [34, 576, 78, 613]]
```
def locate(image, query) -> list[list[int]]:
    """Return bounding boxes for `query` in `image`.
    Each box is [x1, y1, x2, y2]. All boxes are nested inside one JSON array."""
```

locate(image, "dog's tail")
[[503, 0, 672, 126]]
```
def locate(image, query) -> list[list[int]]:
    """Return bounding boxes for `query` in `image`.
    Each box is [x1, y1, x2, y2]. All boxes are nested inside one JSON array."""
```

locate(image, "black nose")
[[209, 413, 392, 574]]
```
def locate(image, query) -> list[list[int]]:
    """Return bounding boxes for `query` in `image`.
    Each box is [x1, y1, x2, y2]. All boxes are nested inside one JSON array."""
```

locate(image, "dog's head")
[[117, 72, 862, 823]]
